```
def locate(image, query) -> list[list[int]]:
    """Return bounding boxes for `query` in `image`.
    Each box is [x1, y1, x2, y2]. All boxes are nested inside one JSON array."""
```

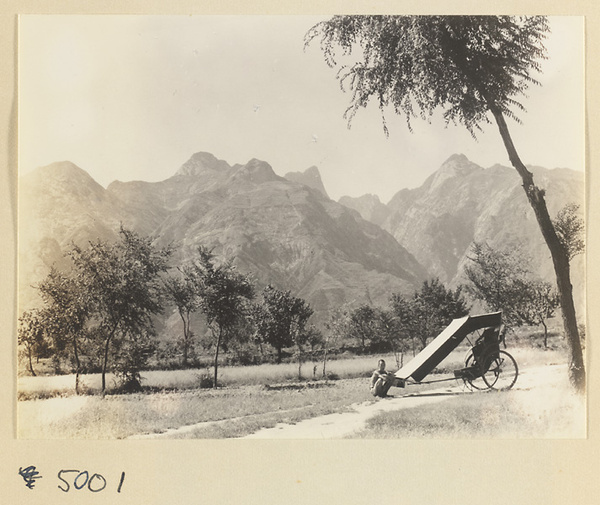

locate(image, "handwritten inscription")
[[58, 470, 124, 493], [18, 466, 125, 494], [18, 466, 42, 489]]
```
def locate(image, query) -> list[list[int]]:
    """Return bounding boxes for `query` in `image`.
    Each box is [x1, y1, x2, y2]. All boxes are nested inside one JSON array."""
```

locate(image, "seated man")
[[370, 359, 395, 398]]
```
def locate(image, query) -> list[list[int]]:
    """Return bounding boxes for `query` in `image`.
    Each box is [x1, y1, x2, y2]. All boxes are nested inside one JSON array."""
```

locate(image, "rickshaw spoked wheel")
[[463, 350, 488, 391], [481, 350, 518, 391]]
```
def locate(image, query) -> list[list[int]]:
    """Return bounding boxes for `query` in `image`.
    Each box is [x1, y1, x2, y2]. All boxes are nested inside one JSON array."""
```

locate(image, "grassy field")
[[18, 378, 373, 439], [18, 343, 568, 398], [17, 344, 575, 439]]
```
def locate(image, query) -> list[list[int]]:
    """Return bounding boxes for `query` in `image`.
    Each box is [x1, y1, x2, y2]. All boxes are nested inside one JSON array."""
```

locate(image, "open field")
[[17, 345, 578, 439], [17, 344, 568, 397]]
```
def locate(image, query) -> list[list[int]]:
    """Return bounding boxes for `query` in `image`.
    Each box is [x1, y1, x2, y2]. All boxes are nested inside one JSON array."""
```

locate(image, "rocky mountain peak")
[[230, 158, 280, 185], [338, 193, 390, 226], [426, 153, 483, 191], [22, 160, 106, 200], [176, 151, 231, 177], [284, 165, 329, 198]]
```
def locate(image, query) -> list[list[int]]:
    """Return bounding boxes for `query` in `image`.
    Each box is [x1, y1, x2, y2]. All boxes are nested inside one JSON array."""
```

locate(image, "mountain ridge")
[[19, 153, 428, 324]]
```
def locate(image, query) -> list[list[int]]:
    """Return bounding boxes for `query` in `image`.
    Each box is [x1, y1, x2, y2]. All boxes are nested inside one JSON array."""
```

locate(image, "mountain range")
[[340, 153, 585, 312], [18, 153, 426, 323], [19, 151, 585, 326]]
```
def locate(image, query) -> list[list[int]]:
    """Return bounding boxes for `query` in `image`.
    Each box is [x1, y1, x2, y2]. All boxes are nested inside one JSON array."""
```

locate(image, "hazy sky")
[[19, 16, 584, 203]]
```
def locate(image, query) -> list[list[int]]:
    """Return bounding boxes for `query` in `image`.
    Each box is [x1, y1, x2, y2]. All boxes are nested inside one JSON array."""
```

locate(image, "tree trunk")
[[213, 328, 222, 388], [490, 106, 585, 393], [102, 336, 111, 393], [542, 320, 548, 349], [101, 324, 119, 393], [73, 336, 81, 395], [179, 310, 190, 367], [296, 345, 303, 380], [27, 347, 36, 377]]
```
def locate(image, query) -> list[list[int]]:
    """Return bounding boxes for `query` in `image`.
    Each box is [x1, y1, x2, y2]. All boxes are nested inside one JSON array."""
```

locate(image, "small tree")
[[163, 266, 201, 367], [348, 304, 378, 350], [17, 309, 47, 377], [465, 241, 561, 346], [553, 203, 585, 261], [252, 284, 313, 378], [191, 247, 254, 388], [252, 285, 296, 363], [290, 299, 315, 380], [322, 305, 351, 378], [305, 325, 325, 379], [413, 279, 469, 349], [513, 280, 560, 348], [389, 293, 419, 356], [374, 308, 408, 369]]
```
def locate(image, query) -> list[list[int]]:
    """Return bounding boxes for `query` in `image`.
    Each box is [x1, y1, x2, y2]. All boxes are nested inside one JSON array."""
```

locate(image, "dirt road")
[[243, 363, 583, 439]]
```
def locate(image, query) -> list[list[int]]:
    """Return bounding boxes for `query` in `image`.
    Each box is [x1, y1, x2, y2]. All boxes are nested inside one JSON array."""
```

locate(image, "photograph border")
[[2, 1, 599, 504]]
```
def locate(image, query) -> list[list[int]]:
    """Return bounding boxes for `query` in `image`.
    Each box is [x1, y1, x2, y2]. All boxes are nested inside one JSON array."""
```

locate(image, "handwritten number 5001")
[[57, 470, 125, 493]]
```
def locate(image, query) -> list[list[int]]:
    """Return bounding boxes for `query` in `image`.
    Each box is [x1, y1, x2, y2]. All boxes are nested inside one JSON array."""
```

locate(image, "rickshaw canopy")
[[395, 312, 502, 383]]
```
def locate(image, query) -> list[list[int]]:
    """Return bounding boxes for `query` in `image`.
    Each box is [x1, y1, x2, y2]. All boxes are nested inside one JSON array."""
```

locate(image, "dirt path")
[[18, 363, 583, 439], [242, 363, 577, 439]]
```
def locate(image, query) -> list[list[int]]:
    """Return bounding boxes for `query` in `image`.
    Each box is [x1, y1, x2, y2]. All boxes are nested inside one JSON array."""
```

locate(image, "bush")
[[198, 374, 214, 389]]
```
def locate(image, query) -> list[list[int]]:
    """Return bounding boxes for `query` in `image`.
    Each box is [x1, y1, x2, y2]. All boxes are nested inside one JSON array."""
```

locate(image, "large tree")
[[69, 227, 171, 392], [35, 268, 89, 393], [306, 16, 585, 391]]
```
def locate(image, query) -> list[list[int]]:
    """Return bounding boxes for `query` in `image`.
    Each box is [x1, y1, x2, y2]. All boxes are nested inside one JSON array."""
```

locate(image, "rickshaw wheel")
[[463, 351, 488, 390], [481, 350, 518, 390]]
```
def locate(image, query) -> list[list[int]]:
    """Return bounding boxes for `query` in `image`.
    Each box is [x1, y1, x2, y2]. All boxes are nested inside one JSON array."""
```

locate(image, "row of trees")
[[325, 279, 469, 370], [18, 228, 317, 391], [19, 200, 582, 393]]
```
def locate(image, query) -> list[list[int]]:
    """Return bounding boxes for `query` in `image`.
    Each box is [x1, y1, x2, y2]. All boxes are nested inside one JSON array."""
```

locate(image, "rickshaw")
[[394, 311, 519, 391]]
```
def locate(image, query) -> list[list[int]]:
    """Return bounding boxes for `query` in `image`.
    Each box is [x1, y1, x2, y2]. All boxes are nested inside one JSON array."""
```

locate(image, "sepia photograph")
[[16, 14, 586, 441]]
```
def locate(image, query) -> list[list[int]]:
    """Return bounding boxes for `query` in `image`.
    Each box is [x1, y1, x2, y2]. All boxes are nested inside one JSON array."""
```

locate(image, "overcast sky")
[[19, 16, 584, 203]]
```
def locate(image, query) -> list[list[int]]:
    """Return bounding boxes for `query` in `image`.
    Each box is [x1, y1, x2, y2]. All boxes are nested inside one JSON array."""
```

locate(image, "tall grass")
[[18, 344, 568, 399]]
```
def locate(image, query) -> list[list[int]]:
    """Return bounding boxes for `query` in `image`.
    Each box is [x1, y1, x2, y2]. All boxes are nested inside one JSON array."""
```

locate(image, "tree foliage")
[[190, 247, 254, 387], [35, 267, 90, 392], [17, 309, 48, 377], [348, 304, 379, 350], [305, 15, 548, 135], [390, 278, 469, 351], [163, 266, 201, 367], [465, 241, 559, 343], [29, 227, 171, 392], [553, 203, 585, 261], [252, 284, 313, 377], [307, 15, 585, 392], [464, 242, 531, 322], [70, 227, 171, 391]]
